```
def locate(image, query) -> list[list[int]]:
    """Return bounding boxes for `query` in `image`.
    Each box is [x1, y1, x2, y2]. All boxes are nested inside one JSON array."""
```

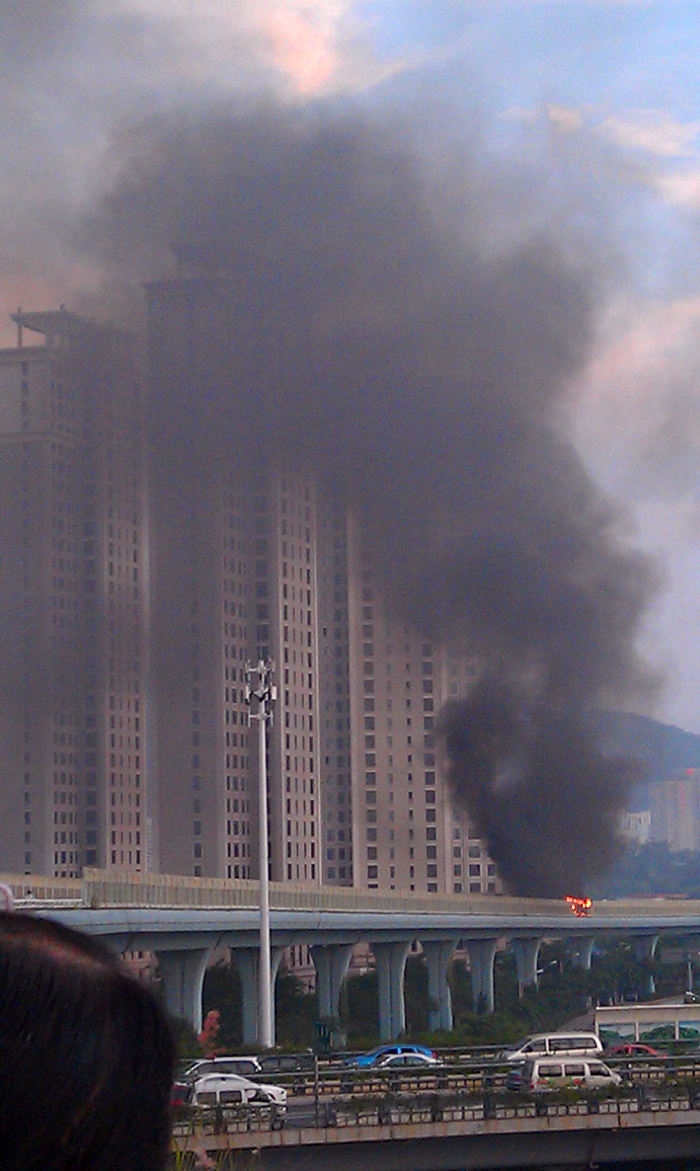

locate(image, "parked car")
[[518, 1057, 621, 1093], [344, 1043, 436, 1068], [503, 1032, 604, 1062], [183, 1055, 262, 1081], [191, 1072, 287, 1116]]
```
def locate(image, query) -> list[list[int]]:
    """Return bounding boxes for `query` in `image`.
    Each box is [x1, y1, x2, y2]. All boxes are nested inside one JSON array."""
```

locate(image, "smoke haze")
[[73, 102, 658, 893], [439, 680, 644, 897], [0, 3, 662, 893]]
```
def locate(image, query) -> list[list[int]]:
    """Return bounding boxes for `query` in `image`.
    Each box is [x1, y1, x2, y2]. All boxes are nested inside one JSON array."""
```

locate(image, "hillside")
[[594, 710, 700, 807]]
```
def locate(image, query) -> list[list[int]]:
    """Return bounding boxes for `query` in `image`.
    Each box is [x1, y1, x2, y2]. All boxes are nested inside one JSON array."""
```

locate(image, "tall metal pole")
[[257, 695, 272, 1048], [245, 660, 276, 1050]]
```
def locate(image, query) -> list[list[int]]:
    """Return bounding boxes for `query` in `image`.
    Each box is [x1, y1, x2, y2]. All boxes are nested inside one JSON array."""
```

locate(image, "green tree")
[[275, 967, 318, 1048], [596, 842, 700, 898], [202, 962, 243, 1050], [169, 1015, 202, 1060]]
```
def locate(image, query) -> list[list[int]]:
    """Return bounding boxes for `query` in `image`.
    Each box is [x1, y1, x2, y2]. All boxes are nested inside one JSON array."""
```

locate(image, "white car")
[[192, 1072, 287, 1115], [375, 1052, 441, 1068], [184, 1055, 262, 1081]]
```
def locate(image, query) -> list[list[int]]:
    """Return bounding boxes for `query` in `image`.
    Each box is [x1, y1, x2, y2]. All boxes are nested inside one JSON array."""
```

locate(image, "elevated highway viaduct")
[[5, 869, 700, 1045], [174, 1101, 700, 1171]]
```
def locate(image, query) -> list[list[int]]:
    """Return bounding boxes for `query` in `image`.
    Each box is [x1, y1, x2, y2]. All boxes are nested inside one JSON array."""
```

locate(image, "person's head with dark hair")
[[0, 910, 175, 1171]]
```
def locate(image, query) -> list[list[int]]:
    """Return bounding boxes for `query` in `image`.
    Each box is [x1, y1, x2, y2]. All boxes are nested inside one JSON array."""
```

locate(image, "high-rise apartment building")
[[317, 496, 353, 886], [650, 770, 700, 852], [0, 309, 147, 877], [341, 511, 500, 895], [0, 294, 500, 898], [145, 274, 322, 883]]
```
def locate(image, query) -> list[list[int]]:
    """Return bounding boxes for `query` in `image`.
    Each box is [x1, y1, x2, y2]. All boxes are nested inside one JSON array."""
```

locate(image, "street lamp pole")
[[245, 659, 276, 1049]]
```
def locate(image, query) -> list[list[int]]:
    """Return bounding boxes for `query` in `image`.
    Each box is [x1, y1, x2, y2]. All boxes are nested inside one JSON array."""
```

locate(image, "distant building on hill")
[[618, 809, 651, 845], [650, 770, 700, 852]]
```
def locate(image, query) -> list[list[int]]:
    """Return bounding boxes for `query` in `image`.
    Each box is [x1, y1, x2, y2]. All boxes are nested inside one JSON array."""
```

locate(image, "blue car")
[[344, 1043, 435, 1068]]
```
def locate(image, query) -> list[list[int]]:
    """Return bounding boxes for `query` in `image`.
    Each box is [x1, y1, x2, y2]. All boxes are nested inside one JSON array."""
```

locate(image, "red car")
[[170, 1081, 192, 1107], [608, 1043, 662, 1058]]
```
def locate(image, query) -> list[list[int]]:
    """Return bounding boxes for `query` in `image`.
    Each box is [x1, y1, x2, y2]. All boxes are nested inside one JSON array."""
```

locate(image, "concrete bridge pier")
[[156, 947, 211, 1034], [467, 938, 499, 1013], [568, 935, 594, 970], [422, 939, 457, 1032], [511, 936, 542, 993], [684, 934, 700, 996], [632, 934, 659, 996], [311, 943, 353, 1024], [373, 940, 410, 1040], [230, 945, 285, 1047]]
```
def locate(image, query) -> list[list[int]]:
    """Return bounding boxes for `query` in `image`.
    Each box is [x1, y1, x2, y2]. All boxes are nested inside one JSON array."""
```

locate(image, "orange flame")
[[565, 896, 592, 917]]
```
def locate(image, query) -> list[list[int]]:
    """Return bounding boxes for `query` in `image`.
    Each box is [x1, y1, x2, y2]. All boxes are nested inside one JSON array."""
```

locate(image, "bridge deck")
[[172, 1095, 700, 1170]]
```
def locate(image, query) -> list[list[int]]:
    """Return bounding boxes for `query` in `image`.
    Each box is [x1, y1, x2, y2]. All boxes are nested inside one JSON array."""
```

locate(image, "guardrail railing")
[[171, 1082, 700, 1144], [180, 1053, 700, 1110], [7, 868, 700, 920]]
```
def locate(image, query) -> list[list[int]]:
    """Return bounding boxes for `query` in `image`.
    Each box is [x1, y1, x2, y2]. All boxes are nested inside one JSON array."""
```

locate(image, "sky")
[[3, 0, 700, 733]]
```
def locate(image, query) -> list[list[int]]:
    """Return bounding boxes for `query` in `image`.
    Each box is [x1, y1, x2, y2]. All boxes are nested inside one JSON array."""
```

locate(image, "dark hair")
[[0, 910, 175, 1171]]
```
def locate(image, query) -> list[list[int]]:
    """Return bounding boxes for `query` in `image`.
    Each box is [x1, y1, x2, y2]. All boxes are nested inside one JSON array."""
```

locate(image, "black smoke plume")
[[439, 679, 644, 897], [78, 102, 659, 894]]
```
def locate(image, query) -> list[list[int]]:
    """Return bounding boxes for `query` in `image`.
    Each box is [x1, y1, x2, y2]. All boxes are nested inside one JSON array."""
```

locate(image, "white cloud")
[[115, 0, 391, 97], [546, 103, 584, 133], [654, 168, 700, 209], [571, 294, 700, 488], [571, 295, 700, 733], [600, 112, 700, 159]]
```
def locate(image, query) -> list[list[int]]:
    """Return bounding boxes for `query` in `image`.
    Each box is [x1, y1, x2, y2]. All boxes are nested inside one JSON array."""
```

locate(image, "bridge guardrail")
[[80, 869, 563, 914], [252, 1053, 700, 1099], [8, 867, 700, 920], [0, 874, 83, 903], [171, 1083, 700, 1143]]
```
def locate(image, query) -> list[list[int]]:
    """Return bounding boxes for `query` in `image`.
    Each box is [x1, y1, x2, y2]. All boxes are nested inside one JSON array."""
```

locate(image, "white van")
[[504, 1032, 604, 1062], [518, 1056, 621, 1093]]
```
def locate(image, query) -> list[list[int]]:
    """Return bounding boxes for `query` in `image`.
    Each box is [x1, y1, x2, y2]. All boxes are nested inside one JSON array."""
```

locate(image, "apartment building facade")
[[0, 295, 499, 898], [145, 273, 323, 883], [342, 511, 500, 895], [0, 309, 147, 877]]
